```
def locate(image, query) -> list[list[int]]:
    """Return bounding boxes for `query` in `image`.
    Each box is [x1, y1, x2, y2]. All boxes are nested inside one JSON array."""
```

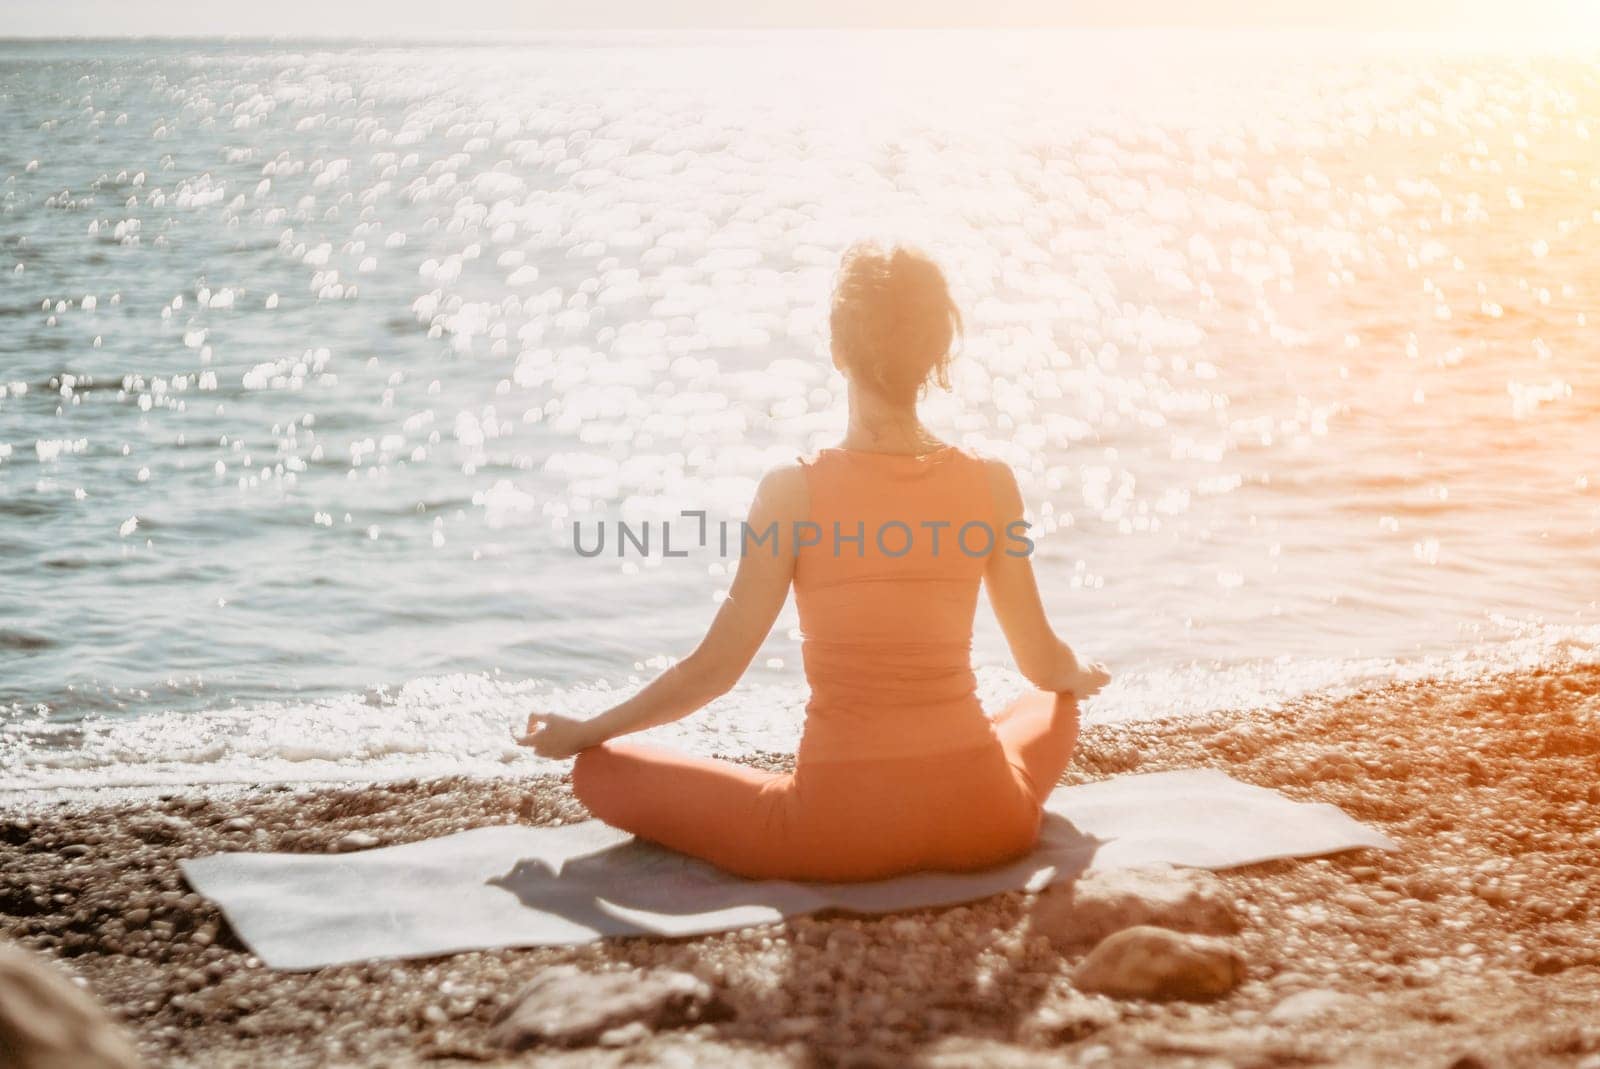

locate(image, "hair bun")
[[829, 242, 961, 402]]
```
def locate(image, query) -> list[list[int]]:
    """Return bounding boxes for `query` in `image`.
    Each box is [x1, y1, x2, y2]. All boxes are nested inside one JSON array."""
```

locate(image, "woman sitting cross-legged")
[[517, 241, 1110, 882]]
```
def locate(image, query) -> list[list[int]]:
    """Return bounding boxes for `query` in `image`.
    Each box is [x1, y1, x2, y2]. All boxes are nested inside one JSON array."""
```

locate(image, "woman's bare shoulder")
[[957, 447, 1017, 485], [965, 450, 1023, 515], [750, 461, 810, 520]]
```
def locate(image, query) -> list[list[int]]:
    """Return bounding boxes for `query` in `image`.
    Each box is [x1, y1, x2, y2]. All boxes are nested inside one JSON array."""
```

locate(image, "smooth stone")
[[127, 815, 189, 844], [1446, 1055, 1494, 1069], [920, 1036, 1074, 1068], [597, 1021, 652, 1047], [1036, 866, 1241, 948], [1020, 995, 1118, 1044], [1072, 925, 1244, 1001], [334, 831, 381, 852], [490, 965, 728, 1049], [1269, 970, 1316, 990], [1265, 987, 1354, 1024], [771, 1016, 820, 1040]]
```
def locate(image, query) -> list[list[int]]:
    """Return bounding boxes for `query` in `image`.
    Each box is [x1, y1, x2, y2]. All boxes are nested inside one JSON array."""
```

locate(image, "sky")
[[4, 0, 1600, 36]]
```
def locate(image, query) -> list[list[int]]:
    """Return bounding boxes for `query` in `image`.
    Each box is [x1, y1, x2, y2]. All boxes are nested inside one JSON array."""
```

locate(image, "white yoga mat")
[[180, 769, 1396, 970]]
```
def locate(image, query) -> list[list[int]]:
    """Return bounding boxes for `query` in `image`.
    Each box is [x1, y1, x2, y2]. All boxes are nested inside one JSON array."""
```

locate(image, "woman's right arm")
[[981, 459, 1110, 698]]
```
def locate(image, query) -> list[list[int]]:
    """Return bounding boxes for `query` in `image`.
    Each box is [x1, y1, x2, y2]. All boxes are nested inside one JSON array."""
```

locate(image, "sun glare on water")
[[1, 27, 1599, 788]]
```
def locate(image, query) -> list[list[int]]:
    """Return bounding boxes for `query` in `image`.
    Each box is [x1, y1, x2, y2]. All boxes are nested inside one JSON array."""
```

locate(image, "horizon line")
[[3, 26, 1595, 41]]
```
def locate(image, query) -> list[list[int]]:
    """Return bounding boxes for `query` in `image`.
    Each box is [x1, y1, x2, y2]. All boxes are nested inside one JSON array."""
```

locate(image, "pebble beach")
[[6, 26, 1600, 1069], [5, 663, 1598, 1067]]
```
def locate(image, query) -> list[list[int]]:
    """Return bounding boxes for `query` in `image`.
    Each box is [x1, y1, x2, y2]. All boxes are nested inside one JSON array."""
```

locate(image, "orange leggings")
[[569, 691, 1080, 882]]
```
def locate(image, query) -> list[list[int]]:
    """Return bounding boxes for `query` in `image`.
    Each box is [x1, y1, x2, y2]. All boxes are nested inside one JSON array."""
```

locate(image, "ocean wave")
[[5, 624, 1596, 794]]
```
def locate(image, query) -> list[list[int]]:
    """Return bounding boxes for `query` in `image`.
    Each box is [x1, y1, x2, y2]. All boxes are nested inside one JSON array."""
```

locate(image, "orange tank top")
[[793, 444, 1004, 764]]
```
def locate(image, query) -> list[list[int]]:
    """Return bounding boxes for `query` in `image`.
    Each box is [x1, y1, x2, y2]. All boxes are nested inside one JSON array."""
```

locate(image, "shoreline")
[[9, 628, 1597, 802], [3, 664, 1599, 1067]]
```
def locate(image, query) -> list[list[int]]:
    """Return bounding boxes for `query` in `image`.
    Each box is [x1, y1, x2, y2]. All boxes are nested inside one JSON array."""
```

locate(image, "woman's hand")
[[1064, 661, 1112, 699], [514, 712, 600, 760]]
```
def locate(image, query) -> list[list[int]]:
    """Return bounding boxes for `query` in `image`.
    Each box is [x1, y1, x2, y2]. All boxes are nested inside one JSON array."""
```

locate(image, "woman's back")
[[538, 240, 1103, 883], [793, 444, 1002, 763]]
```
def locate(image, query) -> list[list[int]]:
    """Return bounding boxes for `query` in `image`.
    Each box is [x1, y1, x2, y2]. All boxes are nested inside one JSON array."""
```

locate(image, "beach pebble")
[[127, 815, 189, 844], [1093, 741, 1142, 773], [921, 1035, 1072, 1067], [825, 928, 866, 953], [1268, 970, 1316, 990], [489, 965, 729, 1049], [1020, 995, 1119, 1044], [1036, 867, 1241, 948], [0, 941, 142, 1069], [1265, 987, 1354, 1023], [1072, 926, 1244, 1001], [1446, 1054, 1495, 1069], [335, 831, 381, 852], [1463, 755, 1491, 786], [597, 1020, 651, 1047], [771, 1016, 819, 1039]]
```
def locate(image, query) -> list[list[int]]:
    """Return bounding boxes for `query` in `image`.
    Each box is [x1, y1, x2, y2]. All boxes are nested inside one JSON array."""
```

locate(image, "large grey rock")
[[1072, 925, 1243, 1001], [0, 942, 142, 1069], [1035, 865, 1241, 947], [490, 965, 729, 1049]]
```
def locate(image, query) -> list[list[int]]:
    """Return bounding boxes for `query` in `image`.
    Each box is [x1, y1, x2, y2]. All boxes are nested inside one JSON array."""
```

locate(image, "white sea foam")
[[5, 625, 1596, 794]]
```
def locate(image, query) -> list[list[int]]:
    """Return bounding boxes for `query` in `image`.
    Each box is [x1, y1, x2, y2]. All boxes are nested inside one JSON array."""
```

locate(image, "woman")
[[518, 242, 1110, 882]]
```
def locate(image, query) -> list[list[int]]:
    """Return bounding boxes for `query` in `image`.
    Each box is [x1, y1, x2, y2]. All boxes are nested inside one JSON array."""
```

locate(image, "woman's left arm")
[[519, 464, 805, 758]]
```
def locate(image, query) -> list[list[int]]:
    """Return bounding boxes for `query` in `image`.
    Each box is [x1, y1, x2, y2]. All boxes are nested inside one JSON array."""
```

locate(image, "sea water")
[[2, 31, 1598, 789]]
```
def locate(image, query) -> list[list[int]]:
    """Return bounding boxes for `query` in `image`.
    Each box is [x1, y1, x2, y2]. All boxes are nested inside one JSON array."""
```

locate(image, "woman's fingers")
[[1072, 662, 1111, 698], [515, 732, 559, 755], [514, 712, 552, 748], [512, 712, 595, 759], [513, 713, 579, 758]]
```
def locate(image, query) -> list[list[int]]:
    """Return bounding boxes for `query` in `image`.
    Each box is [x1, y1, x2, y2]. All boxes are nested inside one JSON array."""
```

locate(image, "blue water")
[[3, 33, 1598, 788]]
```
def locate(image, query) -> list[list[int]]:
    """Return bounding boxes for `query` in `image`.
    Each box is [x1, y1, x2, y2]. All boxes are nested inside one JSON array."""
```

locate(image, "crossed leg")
[[991, 690, 1081, 804], [567, 691, 1079, 881], [570, 741, 804, 880]]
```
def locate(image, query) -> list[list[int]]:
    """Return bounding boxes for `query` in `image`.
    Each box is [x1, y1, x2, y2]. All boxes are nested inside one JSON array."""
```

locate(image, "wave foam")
[[5, 623, 1597, 794]]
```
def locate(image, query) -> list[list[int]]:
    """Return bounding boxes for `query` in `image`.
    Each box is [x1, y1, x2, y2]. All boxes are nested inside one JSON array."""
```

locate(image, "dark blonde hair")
[[828, 242, 962, 403]]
